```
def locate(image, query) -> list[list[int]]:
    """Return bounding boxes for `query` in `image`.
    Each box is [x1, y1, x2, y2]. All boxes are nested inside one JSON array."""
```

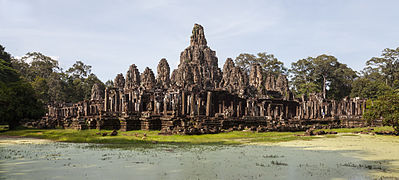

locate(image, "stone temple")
[[40, 24, 370, 134]]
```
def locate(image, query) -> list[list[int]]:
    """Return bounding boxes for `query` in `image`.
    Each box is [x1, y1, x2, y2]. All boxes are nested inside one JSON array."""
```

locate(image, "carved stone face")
[[193, 48, 201, 62]]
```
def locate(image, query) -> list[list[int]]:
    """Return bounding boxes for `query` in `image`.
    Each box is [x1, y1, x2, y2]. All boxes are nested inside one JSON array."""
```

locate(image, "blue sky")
[[1, 0, 398, 82]]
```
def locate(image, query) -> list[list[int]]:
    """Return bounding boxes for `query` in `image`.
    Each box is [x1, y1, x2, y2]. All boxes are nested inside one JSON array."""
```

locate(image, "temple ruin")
[[39, 24, 370, 134]]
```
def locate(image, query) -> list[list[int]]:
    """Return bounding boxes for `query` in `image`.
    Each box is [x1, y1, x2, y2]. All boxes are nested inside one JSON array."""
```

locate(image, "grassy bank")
[[316, 126, 394, 133], [0, 126, 395, 146], [0, 128, 314, 145]]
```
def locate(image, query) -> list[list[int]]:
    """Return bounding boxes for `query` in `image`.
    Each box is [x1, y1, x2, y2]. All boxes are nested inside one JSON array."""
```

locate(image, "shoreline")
[[0, 126, 396, 145]]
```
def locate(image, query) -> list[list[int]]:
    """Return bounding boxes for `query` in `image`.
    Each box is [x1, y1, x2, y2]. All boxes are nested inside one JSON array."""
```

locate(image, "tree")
[[289, 57, 319, 97], [19, 52, 60, 81], [235, 52, 287, 77], [350, 47, 399, 99], [328, 62, 358, 100], [12, 55, 103, 104], [105, 80, 114, 88], [0, 45, 44, 129], [66, 60, 92, 79], [350, 77, 391, 99], [65, 61, 104, 102], [290, 54, 357, 100], [364, 89, 399, 132], [11, 52, 67, 104], [313, 55, 338, 99], [365, 47, 399, 87]]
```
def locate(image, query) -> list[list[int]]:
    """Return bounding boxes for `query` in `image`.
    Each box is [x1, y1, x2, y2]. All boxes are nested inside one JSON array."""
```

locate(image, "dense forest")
[[0, 44, 398, 130]]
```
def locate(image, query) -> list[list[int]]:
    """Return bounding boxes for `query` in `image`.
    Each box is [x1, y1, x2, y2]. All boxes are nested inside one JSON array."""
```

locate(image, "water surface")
[[0, 135, 397, 180]]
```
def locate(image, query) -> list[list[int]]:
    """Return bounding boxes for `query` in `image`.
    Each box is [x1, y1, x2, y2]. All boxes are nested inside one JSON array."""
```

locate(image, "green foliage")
[[364, 90, 399, 132], [350, 77, 391, 99], [351, 46, 399, 100], [66, 73, 104, 102], [66, 60, 92, 79], [235, 52, 287, 77], [0, 46, 18, 82], [11, 52, 104, 103], [0, 45, 44, 129], [19, 52, 60, 81], [1, 45, 104, 128], [11, 52, 66, 104], [105, 80, 114, 88], [0, 59, 19, 82], [289, 57, 320, 97], [365, 47, 399, 87], [31, 76, 49, 103], [290, 55, 357, 100]]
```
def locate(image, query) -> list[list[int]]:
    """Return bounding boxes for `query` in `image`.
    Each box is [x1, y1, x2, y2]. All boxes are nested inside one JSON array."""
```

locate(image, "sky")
[[1, 0, 399, 82]]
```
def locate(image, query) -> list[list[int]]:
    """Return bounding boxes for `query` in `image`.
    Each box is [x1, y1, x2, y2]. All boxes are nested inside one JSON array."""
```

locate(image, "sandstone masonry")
[[38, 24, 373, 134]]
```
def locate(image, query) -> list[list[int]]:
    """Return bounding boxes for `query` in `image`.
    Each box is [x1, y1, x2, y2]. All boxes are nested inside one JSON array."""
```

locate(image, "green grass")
[[340, 134, 359, 136], [315, 126, 394, 133], [0, 126, 395, 148], [0, 128, 315, 146]]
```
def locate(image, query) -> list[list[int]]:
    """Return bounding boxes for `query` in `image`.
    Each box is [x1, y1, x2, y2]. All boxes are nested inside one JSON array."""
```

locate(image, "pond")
[[0, 135, 398, 180]]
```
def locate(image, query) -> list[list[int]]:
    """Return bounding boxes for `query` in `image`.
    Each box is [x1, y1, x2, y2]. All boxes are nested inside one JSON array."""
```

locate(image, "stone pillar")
[[245, 101, 250, 116], [348, 101, 353, 115], [260, 102, 265, 116], [115, 91, 121, 112], [206, 91, 212, 117], [197, 97, 201, 116], [190, 93, 195, 116], [295, 105, 299, 117], [164, 98, 167, 116], [154, 98, 158, 114], [362, 100, 366, 115], [121, 95, 126, 112], [111, 95, 115, 112], [285, 104, 289, 119], [231, 101, 235, 117], [237, 101, 242, 117], [104, 89, 109, 112], [252, 101, 256, 116], [181, 91, 186, 116], [267, 104, 271, 117]]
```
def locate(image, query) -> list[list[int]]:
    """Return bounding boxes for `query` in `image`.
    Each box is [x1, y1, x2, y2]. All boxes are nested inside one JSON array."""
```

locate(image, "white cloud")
[[1, 0, 399, 81]]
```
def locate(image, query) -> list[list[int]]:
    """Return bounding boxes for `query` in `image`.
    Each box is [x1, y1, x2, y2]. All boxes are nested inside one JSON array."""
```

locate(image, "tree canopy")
[[235, 52, 287, 77], [364, 47, 399, 88], [290, 54, 357, 100], [11, 54, 104, 104], [0, 45, 44, 129], [364, 89, 399, 132]]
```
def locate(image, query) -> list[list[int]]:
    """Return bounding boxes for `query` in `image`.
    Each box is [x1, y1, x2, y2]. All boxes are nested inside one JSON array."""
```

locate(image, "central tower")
[[171, 24, 222, 90]]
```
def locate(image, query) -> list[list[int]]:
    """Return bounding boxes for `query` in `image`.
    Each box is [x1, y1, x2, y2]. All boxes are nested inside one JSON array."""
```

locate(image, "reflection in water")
[[0, 137, 393, 180]]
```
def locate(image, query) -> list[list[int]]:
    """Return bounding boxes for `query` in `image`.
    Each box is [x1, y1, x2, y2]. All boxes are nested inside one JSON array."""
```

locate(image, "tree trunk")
[[323, 75, 326, 99]]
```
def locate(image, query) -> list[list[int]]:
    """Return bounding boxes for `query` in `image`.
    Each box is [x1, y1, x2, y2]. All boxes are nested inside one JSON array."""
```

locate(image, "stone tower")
[[125, 64, 140, 90], [156, 58, 170, 89], [171, 23, 222, 90], [140, 67, 156, 90]]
